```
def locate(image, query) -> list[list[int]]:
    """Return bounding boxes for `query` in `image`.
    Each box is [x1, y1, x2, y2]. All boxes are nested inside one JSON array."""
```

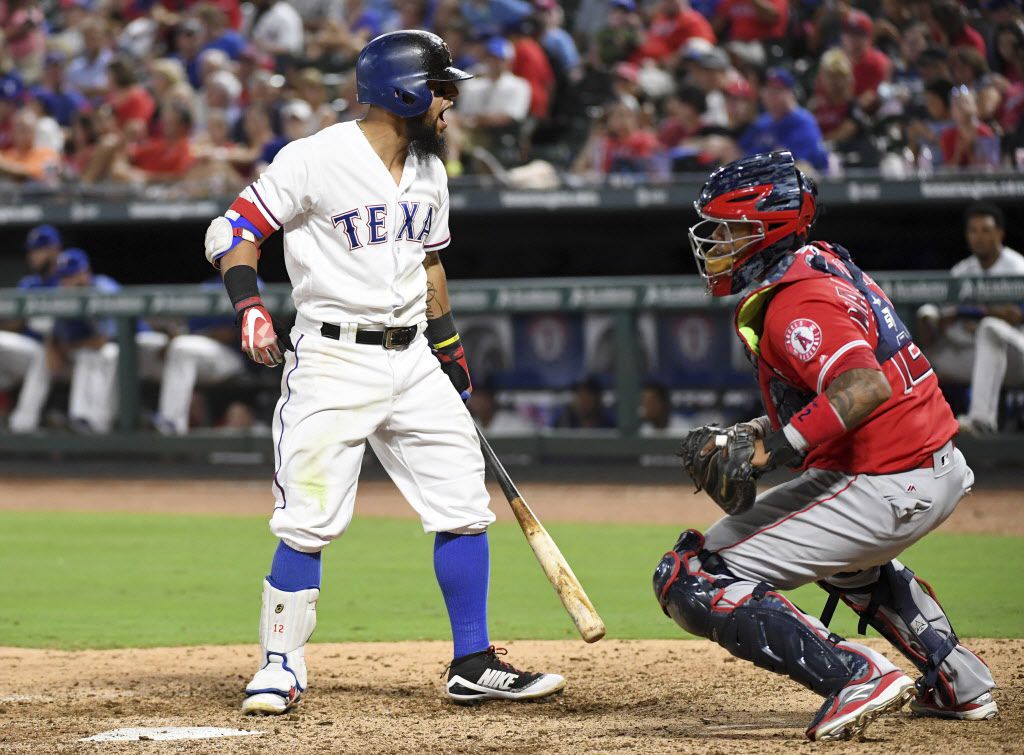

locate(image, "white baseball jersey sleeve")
[[229, 121, 452, 328]]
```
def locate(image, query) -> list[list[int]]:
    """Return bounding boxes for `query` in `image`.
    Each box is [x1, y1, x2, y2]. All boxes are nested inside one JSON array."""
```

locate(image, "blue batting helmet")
[[356, 30, 472, 118]]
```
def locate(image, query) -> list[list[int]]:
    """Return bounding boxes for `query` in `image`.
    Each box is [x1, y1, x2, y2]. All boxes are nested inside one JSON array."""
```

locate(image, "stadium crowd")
[[0, 0, 1022, 193]]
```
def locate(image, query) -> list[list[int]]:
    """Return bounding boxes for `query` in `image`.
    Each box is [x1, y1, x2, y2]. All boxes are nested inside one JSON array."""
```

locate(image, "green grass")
[[0, 511, 1021, 649]]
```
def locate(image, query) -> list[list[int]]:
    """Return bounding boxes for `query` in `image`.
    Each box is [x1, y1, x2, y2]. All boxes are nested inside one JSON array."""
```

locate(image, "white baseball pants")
[[157, 334, 246, 434], [269, 318, 494, 552], [69, 331, 168, 432], [0, 331, 50, 432]]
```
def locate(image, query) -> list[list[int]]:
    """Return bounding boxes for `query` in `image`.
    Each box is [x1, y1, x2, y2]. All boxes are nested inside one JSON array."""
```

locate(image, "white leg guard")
[[242, 580, 319, 715]]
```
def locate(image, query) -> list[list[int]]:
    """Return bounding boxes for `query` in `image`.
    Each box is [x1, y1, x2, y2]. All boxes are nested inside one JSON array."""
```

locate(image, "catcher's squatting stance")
[[654, 151, 997, 742], [203, 30, 564, 715]]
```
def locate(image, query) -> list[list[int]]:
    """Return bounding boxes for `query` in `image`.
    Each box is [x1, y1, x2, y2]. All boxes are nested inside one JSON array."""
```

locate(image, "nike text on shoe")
[[806, 670, 916, 742], [242, 656, 303, 715], [445, 646, 566, 703], [910, 690, 998, 720]]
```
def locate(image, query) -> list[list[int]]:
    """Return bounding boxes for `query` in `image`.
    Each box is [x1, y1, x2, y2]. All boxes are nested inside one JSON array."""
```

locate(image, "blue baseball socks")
[[434, 531, 490, 659], [268, 540, 322, 591]]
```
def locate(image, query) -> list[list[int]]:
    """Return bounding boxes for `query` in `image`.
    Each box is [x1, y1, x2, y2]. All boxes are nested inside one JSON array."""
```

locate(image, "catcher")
[[654, 151, 996, 741]]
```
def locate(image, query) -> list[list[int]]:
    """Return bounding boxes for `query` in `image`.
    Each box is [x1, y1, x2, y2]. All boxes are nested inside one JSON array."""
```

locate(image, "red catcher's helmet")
[[688, 150, 818, 296]]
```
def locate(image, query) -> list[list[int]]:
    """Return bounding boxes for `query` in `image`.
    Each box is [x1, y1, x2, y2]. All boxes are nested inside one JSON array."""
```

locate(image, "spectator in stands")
[[993, 22, 1024, 85], [536, 0, 582, 80], [456, 37, 532, 150], [685, 46, 731, 127], [197, 3, 246, 61], [508, 17, 556, 121], [295, 67, 336, 132], [31, 52, 88, 128], [0, 108, 60, 183], [932, 0, 986, 57], [657, 85, 706, 147], [632, 0, 716, 64], [2, 0, 46, 84], [468, 383, 538, 435], [905, 77, 954, 168], [739, 67, 829, 172], [196, 68, 243, 135], [593, 0, 643, 69], [107, 56, 156, 141], [106, 101, 196, 183], [65, 16, 113, 99], [174, 17, 209, 90], [249, 0, 305, 58], [64, 109, 99, 179], [553, 376, 613, 428], [0, 224, 61, 433], [812, 48, 877, 167], [610, 61, 642, 110], [713, 0, 787, 46], [639, 381, 690, 436], [918, 203, 1024, 433], [840, 9, 892, 114], [942, 84, 1000, 168], [572, 100, 661, 177]]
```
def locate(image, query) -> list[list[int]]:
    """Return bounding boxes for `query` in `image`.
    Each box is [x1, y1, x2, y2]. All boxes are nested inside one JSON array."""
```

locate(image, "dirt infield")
[[3, 478, 1023, 534], [1, 478, 1021, 753], [1, 639, 1019, 754]]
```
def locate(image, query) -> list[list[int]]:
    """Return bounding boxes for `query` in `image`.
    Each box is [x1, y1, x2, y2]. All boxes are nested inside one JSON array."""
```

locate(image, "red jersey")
[[735, 246, 957, 473], [715, 0, 788, 42], [851, 47, 891, 97], [632, 10, 715, 62], [511, 38, 554, 119]]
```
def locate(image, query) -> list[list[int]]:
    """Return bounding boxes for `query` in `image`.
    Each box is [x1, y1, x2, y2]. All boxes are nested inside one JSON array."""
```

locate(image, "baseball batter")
[[203, 30, 564, 715], [653, 151, 996, 742]]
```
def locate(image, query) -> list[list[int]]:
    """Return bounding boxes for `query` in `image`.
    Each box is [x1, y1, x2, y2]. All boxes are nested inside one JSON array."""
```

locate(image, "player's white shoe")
[[242, 655, 304, 715], [910, 690, 998, 720], [445, 646, 566, 703], [805, 670, 916, 741]]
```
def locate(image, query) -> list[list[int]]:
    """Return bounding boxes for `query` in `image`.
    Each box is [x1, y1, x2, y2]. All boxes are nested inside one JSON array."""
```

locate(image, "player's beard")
[[406, 112, 448, 162]]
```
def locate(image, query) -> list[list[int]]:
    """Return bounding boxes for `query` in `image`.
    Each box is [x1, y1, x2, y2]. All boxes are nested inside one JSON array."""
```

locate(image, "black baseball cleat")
[[444, 646, 566, 703]]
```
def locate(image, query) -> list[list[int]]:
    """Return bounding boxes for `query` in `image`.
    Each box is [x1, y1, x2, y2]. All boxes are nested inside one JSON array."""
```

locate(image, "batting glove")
[[432, 336, 472, 400], [239, 302, 284, 366]]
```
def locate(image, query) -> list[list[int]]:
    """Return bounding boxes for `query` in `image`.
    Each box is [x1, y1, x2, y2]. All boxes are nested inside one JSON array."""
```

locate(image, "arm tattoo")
[[425, 281, 440, 319], [825, 369, 890, 428]]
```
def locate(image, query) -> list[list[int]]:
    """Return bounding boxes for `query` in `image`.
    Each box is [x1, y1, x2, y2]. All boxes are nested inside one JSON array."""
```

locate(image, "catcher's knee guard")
[[653, 530, 868, 698], [819, 561, 994, 705]]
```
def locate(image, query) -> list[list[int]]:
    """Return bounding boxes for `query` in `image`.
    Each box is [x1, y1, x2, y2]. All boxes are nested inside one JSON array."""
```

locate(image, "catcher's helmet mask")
[[688, 150, 818, 296], [356, 30, 473, 118]]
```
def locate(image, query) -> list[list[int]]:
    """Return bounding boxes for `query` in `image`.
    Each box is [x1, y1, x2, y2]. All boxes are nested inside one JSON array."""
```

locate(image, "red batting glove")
[[432, 338, 472, 401], [239, 302, 284, 366]]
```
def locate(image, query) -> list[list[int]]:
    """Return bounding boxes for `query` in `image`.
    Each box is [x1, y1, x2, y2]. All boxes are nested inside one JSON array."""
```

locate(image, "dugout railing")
[[1, 273, 1022, 465]]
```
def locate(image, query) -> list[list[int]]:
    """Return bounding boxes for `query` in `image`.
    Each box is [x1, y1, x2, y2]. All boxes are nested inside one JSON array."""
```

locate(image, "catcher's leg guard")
[[819, 559, 995, 706], [653, 530, 876, 698], [243, 579, 319, 715]]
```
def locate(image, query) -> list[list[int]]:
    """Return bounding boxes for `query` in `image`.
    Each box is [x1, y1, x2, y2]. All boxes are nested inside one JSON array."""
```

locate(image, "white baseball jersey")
[[949, 246, 1024, 277], [232, 121, 452, 328]]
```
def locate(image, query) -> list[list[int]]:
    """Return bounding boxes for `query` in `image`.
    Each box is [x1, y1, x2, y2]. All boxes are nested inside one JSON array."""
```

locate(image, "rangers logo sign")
[[784, 318, 822, 362]]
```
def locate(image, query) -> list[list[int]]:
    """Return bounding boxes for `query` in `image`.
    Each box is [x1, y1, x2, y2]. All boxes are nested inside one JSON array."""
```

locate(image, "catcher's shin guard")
[[819, 560, 995, 706], [243, 579, 319, 714], [653, 531, 869, 698]]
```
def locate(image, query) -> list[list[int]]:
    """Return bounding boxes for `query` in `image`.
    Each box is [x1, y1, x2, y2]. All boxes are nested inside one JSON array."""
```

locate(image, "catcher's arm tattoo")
[[825, 368, 891, 429]]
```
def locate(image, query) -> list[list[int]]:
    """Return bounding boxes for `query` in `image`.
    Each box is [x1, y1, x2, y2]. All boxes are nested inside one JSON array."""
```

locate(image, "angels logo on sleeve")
[[784, 318, 823, 362]]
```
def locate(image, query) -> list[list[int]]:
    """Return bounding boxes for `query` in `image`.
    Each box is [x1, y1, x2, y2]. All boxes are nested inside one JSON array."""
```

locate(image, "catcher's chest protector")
[[733, 244, 912, 427]]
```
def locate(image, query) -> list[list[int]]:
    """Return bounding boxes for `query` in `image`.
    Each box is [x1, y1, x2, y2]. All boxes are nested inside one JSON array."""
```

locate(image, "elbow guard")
[[204, 211, 266, 268]]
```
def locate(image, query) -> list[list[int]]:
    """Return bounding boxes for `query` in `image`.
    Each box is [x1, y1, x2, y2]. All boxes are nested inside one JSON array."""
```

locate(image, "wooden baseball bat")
[[474, 421, 606, 643]]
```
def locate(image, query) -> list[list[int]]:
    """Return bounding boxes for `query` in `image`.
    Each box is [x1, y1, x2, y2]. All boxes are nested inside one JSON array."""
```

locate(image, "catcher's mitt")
[[678, 424, 759, 516]]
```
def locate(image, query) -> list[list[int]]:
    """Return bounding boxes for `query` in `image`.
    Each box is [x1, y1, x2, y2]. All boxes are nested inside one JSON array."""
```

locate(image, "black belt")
[[320, 322, 418, 349]]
